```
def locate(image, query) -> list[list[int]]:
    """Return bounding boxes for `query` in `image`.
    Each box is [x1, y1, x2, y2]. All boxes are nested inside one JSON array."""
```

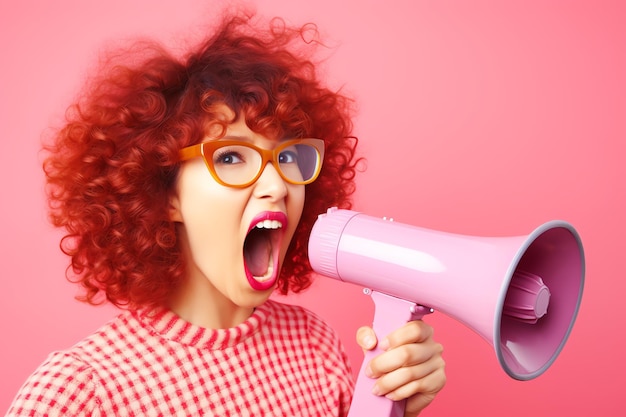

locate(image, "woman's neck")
[[167, 273, 256, 329]]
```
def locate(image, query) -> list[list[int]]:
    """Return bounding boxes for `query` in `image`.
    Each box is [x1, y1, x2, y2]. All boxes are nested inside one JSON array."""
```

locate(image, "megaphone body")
[[308, 208, 584, 417]]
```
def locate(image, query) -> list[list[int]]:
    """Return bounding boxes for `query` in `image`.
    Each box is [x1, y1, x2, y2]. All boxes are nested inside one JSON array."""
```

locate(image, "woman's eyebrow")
[[218, 135, 294, 144]]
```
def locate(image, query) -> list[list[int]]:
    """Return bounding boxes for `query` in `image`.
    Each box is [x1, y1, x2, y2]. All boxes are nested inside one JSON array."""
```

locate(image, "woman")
[[7, 12, 445, 416]]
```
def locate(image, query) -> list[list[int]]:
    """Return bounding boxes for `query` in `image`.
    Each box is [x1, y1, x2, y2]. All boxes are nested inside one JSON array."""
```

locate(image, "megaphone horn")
[[308, 208, 585, 417]]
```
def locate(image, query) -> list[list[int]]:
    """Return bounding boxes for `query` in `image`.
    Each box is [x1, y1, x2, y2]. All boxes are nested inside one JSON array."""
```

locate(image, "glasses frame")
[[178, 138, 325, 188]]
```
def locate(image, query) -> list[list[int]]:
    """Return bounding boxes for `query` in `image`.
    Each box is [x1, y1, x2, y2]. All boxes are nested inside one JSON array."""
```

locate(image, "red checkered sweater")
[[7, 300, 354, 416]]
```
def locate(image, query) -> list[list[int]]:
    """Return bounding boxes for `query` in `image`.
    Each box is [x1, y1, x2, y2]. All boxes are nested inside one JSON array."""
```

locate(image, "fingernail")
[[372, 384, 381, 396], [365, 364, 374, 378], [379, 338, 390, 351], [363, 335, 376, 350]]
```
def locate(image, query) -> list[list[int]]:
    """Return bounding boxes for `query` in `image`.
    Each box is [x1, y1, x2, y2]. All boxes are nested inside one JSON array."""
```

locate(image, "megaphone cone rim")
[[494, 220, 585, 380]]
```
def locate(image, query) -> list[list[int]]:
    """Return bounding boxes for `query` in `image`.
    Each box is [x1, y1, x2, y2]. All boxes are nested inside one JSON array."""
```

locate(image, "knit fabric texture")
[[6, 300, 354, 416]]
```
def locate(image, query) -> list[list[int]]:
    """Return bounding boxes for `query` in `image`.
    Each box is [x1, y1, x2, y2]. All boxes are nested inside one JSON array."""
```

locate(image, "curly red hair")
[[44, 13, 359, 310]]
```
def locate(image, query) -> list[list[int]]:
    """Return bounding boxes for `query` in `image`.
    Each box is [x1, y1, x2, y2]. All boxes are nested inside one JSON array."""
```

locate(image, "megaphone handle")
[[347, 290, 430, 417]]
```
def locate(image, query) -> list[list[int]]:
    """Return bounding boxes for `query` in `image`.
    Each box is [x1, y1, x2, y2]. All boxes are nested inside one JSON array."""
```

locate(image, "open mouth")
[[243, 212, 287, 291]]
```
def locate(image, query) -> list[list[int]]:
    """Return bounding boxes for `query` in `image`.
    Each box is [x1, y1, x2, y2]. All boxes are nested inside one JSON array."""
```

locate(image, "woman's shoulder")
[[6, 348, 100, 416], [6, 311, 142, 416], [64, 310, 141, 359]]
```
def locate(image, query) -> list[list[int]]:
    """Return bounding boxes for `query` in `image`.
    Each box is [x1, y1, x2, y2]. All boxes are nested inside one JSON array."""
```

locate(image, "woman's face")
[[169, 112, 305, 316]]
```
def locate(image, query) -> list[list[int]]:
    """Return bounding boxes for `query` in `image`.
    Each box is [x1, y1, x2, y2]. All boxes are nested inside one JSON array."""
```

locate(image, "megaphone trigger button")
[[411, 305, 435, 318]]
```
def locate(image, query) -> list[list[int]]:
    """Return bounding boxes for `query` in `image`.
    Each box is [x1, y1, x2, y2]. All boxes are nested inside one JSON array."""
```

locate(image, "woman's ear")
[[169, 195, 183, 223]]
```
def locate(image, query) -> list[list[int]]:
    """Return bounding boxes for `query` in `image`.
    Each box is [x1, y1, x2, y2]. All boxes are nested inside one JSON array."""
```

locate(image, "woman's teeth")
[[254, 220, 283, 229]]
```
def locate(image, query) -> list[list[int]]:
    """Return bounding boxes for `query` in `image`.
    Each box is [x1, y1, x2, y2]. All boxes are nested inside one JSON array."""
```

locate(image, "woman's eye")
[[278, 150, 298, 164], [214, 151, 244, 165]]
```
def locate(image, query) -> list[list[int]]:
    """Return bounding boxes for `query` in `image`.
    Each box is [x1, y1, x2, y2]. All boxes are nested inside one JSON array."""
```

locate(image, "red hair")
[[44, 13, 359, 310]]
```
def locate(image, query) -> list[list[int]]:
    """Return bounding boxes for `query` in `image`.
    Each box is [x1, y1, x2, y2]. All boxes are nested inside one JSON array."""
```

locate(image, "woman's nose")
[[252, 162, 289, 200]]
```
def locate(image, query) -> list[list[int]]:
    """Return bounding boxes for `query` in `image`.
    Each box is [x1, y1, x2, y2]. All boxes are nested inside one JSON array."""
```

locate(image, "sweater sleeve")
[[6, 352, 102, 417]]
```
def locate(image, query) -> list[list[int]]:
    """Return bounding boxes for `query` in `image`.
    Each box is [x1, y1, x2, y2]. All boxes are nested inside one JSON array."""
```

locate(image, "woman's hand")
[[356, 320, 446, 417]]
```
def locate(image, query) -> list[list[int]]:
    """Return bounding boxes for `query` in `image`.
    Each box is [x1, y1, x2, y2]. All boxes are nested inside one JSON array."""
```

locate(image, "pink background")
[[1, 0, 624, 415]]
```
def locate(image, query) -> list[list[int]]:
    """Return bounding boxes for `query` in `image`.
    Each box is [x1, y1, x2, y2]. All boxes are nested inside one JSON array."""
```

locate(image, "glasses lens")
[[211, 145, 262, 186], [278, 143, 320, 183]]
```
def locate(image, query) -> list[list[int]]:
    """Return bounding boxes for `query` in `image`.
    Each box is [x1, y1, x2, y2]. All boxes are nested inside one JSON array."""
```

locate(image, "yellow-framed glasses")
[[178, 138, 325, 188]]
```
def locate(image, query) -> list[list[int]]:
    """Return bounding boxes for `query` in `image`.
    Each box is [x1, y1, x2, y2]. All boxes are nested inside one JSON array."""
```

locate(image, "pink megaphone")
[[308, 208, 585, 417]]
